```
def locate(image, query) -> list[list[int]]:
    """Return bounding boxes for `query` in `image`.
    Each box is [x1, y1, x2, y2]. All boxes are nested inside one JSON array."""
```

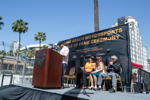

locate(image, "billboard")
[[59, 24, 132, 87]]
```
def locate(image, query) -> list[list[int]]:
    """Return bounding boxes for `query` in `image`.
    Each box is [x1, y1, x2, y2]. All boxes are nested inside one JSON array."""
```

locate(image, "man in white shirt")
[[59, 43, 69, 88]]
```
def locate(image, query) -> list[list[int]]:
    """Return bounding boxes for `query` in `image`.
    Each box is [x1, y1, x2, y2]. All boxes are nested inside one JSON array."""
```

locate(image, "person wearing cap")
[[107, 55, 122, 93]]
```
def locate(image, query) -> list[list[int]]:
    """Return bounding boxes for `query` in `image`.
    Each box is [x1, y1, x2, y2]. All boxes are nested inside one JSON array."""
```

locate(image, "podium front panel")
[[32, 49, 62, 88]]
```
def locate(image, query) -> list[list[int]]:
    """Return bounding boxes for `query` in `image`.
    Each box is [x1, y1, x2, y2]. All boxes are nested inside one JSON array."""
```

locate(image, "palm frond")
[[34, 32, 46, 43], [12, 19, 28, 33]]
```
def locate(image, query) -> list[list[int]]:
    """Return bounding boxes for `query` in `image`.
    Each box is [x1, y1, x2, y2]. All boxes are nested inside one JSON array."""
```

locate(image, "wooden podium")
[[32, 49, 63, 88]]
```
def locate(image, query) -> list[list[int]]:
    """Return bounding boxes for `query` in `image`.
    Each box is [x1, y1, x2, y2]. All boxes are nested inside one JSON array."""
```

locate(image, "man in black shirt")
[[107, 55, 122, 93]]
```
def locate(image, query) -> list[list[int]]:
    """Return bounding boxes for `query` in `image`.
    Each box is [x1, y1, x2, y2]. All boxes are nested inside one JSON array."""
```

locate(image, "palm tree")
[[42, 45, 49, 49], [0, 16, 4, 30], [34, 32, 46, 49], [12, 19, 28, 51], [12, 19, 28, 74], [23, 48, 35, 66], [22, 48, 35, 59], [0, 50, 6, 69], [7, 50, 14, 56]]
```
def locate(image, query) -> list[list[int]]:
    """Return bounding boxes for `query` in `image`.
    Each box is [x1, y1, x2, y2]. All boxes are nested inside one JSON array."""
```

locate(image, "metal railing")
[[137, 68, 150, 92]]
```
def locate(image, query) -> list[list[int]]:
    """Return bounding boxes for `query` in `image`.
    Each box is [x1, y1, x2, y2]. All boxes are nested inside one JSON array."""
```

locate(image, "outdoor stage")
[[0, 84, 150, 100]]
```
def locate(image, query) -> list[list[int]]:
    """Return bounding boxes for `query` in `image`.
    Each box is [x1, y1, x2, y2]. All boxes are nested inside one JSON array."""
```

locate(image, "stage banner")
[[59, 24, 132, 87]]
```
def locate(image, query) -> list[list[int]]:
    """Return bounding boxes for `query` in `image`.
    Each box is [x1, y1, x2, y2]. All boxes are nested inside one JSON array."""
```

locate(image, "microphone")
[[106, 49, 111, 53]]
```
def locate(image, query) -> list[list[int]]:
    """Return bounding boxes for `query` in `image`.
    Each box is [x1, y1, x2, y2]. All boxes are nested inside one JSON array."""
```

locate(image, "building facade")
[[148, 59, 150, 70], [10, 41, 20, 53], [117, 16, 149, 71], [20, 44, 50, 51]]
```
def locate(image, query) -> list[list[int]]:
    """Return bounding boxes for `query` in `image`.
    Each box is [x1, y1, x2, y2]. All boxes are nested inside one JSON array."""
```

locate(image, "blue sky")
[[0, 0, 150, 57]]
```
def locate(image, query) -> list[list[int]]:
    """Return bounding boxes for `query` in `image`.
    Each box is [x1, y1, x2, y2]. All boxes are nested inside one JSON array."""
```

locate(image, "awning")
[[131, 62, 143, 69]]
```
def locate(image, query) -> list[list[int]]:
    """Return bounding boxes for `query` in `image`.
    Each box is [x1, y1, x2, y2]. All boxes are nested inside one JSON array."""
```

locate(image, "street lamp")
[[94, 0, 100, 31]]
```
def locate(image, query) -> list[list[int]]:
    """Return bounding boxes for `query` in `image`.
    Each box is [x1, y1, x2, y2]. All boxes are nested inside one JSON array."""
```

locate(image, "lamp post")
[[94, 0, 100, 31]]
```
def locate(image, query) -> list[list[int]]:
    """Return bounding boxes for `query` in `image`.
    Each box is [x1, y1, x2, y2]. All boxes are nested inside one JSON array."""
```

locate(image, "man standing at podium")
[[59, 43, 69, 88]]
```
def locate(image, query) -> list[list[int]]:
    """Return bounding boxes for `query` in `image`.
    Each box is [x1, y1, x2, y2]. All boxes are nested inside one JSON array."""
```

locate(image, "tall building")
[[10, 41, 19, 53], [148, 59, 150, 70], [117, 16, 149, 72]]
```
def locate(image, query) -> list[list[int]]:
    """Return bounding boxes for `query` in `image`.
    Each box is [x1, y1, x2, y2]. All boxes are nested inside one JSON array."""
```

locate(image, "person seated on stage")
[[84, 58, 96, 88], [84, 58, 96, 73], [90, 57, 105, 90], [106, 55, 122, 93]]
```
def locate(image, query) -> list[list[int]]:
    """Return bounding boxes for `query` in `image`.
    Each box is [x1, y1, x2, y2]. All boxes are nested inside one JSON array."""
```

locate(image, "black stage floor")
[[0, 84, 150, 100]]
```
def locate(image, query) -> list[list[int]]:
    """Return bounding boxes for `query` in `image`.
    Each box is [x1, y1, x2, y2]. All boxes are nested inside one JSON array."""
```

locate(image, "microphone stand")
[[70, 56, 94, 97]]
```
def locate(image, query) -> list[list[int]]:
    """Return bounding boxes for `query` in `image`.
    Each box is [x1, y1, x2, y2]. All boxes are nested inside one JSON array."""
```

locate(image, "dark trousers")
[[61, 63, 67, 86], [80, 73, 89, 87], [76, 68, 89, 88], [133, 82, 143, 93], [144, 83, 150, 93]]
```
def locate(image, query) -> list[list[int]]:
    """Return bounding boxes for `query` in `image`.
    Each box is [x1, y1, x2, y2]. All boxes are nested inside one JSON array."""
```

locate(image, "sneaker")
[[97, 86, 102, 90], [109, 88, 116, 93], [98, 86, 101, 89]]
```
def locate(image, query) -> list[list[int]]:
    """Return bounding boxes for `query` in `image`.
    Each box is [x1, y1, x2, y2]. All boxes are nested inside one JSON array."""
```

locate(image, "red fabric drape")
[[131, 62, 143, 69]]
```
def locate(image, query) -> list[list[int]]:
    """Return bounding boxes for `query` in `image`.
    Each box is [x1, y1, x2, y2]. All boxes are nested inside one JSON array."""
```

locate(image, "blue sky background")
[[0, 0, 150, 57]]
